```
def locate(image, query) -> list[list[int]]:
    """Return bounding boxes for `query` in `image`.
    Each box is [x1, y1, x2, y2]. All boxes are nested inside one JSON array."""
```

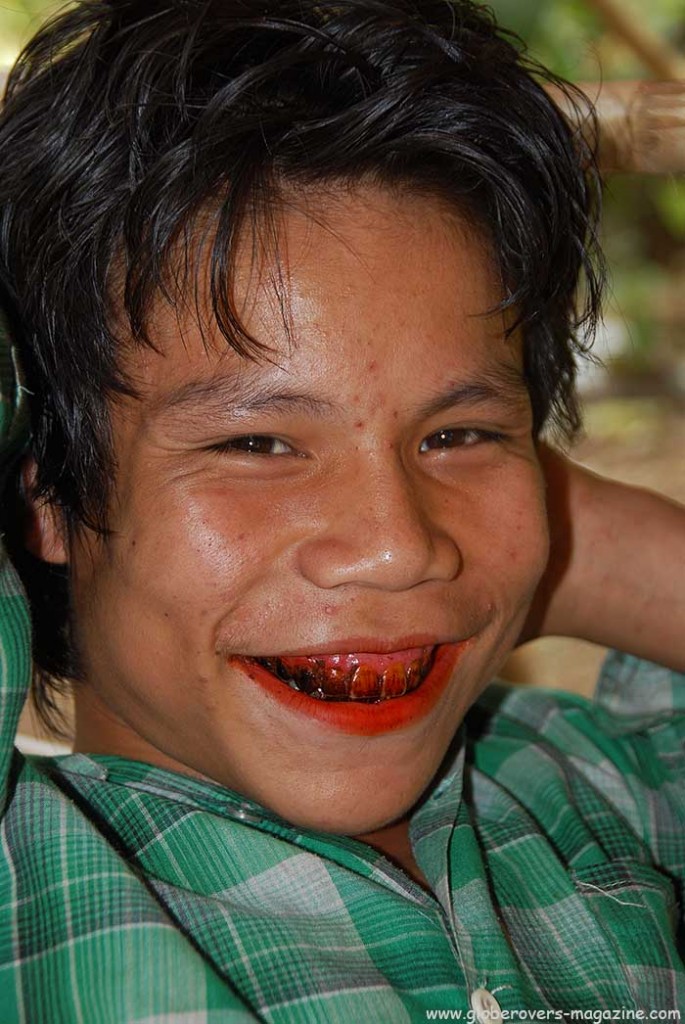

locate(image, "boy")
[[0, 0, 683, 1020]]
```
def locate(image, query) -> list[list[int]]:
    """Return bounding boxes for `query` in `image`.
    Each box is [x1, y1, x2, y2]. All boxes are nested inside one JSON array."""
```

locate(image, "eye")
[[211, 434, 295, 456], [418, 427, 505, 452]]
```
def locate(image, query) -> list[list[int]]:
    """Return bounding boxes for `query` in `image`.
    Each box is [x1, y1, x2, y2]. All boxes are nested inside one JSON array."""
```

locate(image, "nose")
[[296, 455, 462, 592]]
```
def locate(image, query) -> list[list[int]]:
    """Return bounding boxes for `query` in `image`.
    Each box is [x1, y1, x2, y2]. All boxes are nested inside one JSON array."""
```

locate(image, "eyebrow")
[[151, 375, 336, 421], [151, 362, 529, 423], [414, 364, 529, 420]]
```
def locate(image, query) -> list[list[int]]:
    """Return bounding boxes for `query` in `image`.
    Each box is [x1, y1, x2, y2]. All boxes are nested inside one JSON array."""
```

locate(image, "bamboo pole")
[[584, 0, 685, 80], [548, 80, 685, 175]]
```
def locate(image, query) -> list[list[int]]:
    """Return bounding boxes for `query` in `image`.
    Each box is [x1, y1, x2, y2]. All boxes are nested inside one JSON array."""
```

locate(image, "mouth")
[[247, 647, 436, 702], [231, 641, 470, 736]]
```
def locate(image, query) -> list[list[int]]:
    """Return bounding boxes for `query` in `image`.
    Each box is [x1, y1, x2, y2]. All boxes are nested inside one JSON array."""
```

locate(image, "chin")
[[285, 805, 408, 838], [260, 763, 433, 837]]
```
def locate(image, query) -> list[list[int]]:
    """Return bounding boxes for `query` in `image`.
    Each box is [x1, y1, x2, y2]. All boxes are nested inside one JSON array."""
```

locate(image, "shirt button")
[[470, 988, 503, 1023], [234, 805, 259, 822]]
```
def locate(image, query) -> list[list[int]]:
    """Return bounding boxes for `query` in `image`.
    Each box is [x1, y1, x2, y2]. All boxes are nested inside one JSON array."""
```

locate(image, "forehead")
[[124, 185, 519, 409]]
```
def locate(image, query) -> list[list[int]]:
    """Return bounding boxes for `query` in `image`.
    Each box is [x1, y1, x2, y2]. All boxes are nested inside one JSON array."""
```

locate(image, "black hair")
[[0, 0, 604, 738]]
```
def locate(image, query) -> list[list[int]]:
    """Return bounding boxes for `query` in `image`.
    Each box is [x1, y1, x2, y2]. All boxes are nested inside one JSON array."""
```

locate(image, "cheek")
[[456, 462, 549, 596], [163, 497, 257, 596], [128, 480, 276, 593], [499, 481, 550, 607], [501, 484, 549, 574], [70, 489, 258, 661], [93, 479, 308, 664]]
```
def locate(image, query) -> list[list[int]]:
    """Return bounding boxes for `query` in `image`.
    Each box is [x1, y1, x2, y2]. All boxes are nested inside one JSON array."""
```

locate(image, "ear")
[[21, 457, 69, 565]]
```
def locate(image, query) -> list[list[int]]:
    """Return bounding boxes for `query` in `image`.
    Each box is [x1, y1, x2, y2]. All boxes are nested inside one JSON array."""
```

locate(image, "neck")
[[355, 817, 431, 892]]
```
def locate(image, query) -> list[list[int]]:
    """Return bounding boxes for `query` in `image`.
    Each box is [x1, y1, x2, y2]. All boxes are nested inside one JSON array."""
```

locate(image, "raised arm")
[[522, 446, 685, 672]]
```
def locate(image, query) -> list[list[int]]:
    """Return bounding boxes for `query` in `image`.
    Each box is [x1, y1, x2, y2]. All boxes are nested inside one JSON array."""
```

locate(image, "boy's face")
[[56, 186, 548, 835]]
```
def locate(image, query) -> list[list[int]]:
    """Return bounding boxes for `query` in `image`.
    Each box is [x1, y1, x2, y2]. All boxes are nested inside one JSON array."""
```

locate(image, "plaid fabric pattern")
[[1, 328, 684, 1021]]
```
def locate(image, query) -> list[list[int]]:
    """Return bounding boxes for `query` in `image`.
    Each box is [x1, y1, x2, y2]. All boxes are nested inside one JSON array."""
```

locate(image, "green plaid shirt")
[[1, 334, 684, 1022]]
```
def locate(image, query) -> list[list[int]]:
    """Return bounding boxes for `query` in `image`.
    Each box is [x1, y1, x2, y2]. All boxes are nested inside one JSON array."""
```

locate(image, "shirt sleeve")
[[590, 650, 685, 886], [592, 650, 685, 747], [0, 552, 31, 817], [0, 316, 33, 817]]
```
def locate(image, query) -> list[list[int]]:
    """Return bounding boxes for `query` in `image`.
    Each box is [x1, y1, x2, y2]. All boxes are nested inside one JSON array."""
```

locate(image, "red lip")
[[230, 641, 469, 736], [268, 634, 449, 657]]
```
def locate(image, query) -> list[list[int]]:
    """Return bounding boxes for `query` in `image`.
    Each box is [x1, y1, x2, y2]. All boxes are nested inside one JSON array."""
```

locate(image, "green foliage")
[[484, 0, 543, 41], [654, 180, 685, 239], [0, 1, 65, 66], [491, 0, 601, 79]]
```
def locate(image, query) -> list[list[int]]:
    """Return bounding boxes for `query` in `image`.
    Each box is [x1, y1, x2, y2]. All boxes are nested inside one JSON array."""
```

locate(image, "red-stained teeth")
[[290, 667, 317, 695], [251, 648, 437, 702], [381, 662, 407, 698], [407, 658, 423, 690], [350, 665, 379, 700], [320, 665, 349, 698]]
